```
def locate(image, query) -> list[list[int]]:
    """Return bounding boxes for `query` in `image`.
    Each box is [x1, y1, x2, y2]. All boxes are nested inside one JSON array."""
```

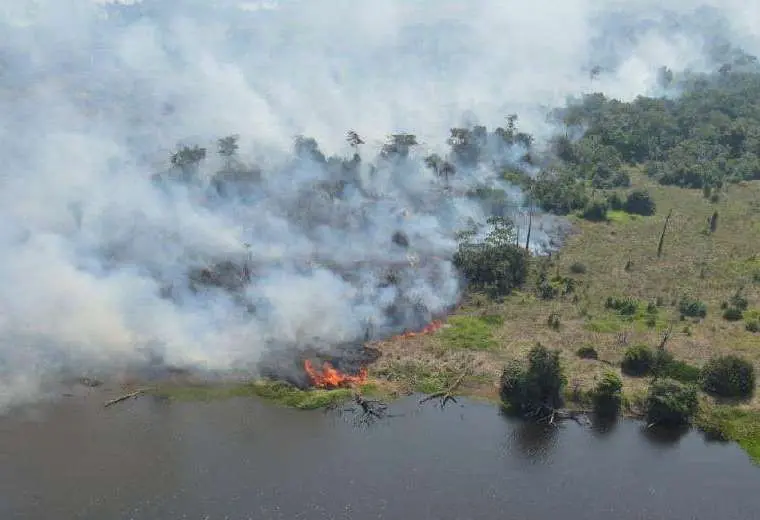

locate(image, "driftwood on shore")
[[104, 389, 146, 408], [533, 406, 592, 427], [419, 370, 470, 408]]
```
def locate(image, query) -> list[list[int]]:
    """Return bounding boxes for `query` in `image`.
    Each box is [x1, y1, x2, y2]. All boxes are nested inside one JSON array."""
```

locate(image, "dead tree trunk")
[[657, 209, 673, 258], [525, 190, 533, 251]]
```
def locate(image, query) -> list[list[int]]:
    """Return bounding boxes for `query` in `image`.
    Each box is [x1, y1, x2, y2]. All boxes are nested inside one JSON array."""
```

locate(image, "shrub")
[[646, 379, 699, 427], [722, 307, 744, 321], [547, 312, 561, 330], [659, 359, 701, 384], [607, 192, 624, 211], [728, 291, 749, 311], [679, 297, 707, 318], [537, 281, 559, 300], [605, 296, 638, 316], [499, 344, 566, 415], [700, 355, 756, 399], [592, 372, 623, 417], [454, 216, 528, 298], [576, 346, 598, 360], [581, 200, 609, 221], [569, 262, 587, 274], [624, 189, 656, 216], [746, 320, 760, 333], [621, 345, 655, 376]]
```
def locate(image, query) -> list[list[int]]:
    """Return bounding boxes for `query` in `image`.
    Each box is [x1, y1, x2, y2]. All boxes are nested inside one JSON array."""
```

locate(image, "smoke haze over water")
[[0, 0, 758, 408]]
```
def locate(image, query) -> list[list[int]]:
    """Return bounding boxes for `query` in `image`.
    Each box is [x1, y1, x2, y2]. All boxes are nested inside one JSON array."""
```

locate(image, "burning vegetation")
[[303, 360, 368, 389]]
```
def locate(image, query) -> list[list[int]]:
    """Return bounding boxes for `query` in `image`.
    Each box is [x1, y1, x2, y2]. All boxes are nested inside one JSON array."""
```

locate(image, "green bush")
[[536, 281, 559, 300], [499, 344, 566, 415], [624, 189, 656, 216], [659, 359, 701, 384], [679, 297, 707, 318], [581, 200, 609, 221], [454, 216, 528, 298], [746, 320, 760, 333], [729, 291, 749, 311], [646, 379, 699, 427], [607, 192, 624, 211], [592, 372, 623, 417], [569, 262, 587, 274], [722, 307, 744, 321], [621, 345, 655, 376], [576, 345, 599, 360], [605, 296, 638, 316], [700, 355, 756, 399]]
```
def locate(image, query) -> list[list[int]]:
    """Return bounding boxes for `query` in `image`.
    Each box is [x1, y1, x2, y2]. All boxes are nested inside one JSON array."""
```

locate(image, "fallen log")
[[104, 388, 146, 408], [531, 405, 591, 427]]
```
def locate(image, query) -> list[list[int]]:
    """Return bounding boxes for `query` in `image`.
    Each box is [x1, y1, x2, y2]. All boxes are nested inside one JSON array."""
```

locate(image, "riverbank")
[[114, 172, 760, 463], [363, 171, 760, 461]]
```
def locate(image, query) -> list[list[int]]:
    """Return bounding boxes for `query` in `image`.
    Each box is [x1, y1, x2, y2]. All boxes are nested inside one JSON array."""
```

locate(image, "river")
[[1, 388, 758, 520]]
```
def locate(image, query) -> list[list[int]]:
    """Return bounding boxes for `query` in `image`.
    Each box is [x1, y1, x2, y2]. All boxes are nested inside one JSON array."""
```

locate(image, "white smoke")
[[0, 0, 757, 408]]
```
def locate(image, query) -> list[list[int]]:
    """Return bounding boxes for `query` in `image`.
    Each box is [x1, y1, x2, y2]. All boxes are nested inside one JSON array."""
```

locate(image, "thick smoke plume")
[[0, 0, 757, 408]]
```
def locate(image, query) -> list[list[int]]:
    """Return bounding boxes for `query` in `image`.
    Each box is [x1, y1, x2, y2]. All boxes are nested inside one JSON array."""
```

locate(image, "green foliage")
[[621, 345, 655, 376], [745, 310, 760, 332], [679, 297, 707, 318], [605, 296, 638, 316], [700, 355, 756, 399], [646, 379, 699, 427], [439, 316, 498, 351], [576, 345, 599, 360], [454, 217, 528, 298], [722, 306, 744, 321], [569, 262, 587, 274], [499, 344, 566, 415], [581, 199, 609, 221], [623, 189, 656, 216], [150, 381, 352, 410], [607, 191, 624, 211], [592, 372, 623, 416], [723, 290, 749, 321], [555, 72, 760, 190], [658, 358, 701, 384], [531, 170, 589, 215], [696, 406, 760, 464], [251, 381, 353, 409]]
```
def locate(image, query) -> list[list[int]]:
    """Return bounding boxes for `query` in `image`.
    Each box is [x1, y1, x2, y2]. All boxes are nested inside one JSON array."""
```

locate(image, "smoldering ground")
[[0, 0, 757, 409]]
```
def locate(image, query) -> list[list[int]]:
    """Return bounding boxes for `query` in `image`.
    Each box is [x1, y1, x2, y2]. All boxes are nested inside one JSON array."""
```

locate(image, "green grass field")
[[374, 171, 760, 462]]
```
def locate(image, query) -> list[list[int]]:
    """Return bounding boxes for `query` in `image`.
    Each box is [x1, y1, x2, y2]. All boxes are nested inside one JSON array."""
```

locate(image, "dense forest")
[[525, 67, 760, 215]]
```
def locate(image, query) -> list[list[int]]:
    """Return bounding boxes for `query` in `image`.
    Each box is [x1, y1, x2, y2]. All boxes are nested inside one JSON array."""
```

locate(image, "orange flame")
[[392, 319, 445, 340], [304, 360, 368, 389]]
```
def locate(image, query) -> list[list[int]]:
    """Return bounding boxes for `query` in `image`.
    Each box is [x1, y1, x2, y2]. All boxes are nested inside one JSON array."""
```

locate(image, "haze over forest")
[[1, 0, 758, 409]]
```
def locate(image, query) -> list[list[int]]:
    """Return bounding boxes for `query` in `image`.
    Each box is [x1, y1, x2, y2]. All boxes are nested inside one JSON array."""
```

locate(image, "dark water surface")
[[1, 390, 758, 520]]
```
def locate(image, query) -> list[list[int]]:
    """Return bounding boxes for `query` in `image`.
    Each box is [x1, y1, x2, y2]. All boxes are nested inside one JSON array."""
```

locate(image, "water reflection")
[[641, 423, 690, 447], [1, 392, 758, 520], [510, 420, 559, 462], [589, 412, 618, 437]]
